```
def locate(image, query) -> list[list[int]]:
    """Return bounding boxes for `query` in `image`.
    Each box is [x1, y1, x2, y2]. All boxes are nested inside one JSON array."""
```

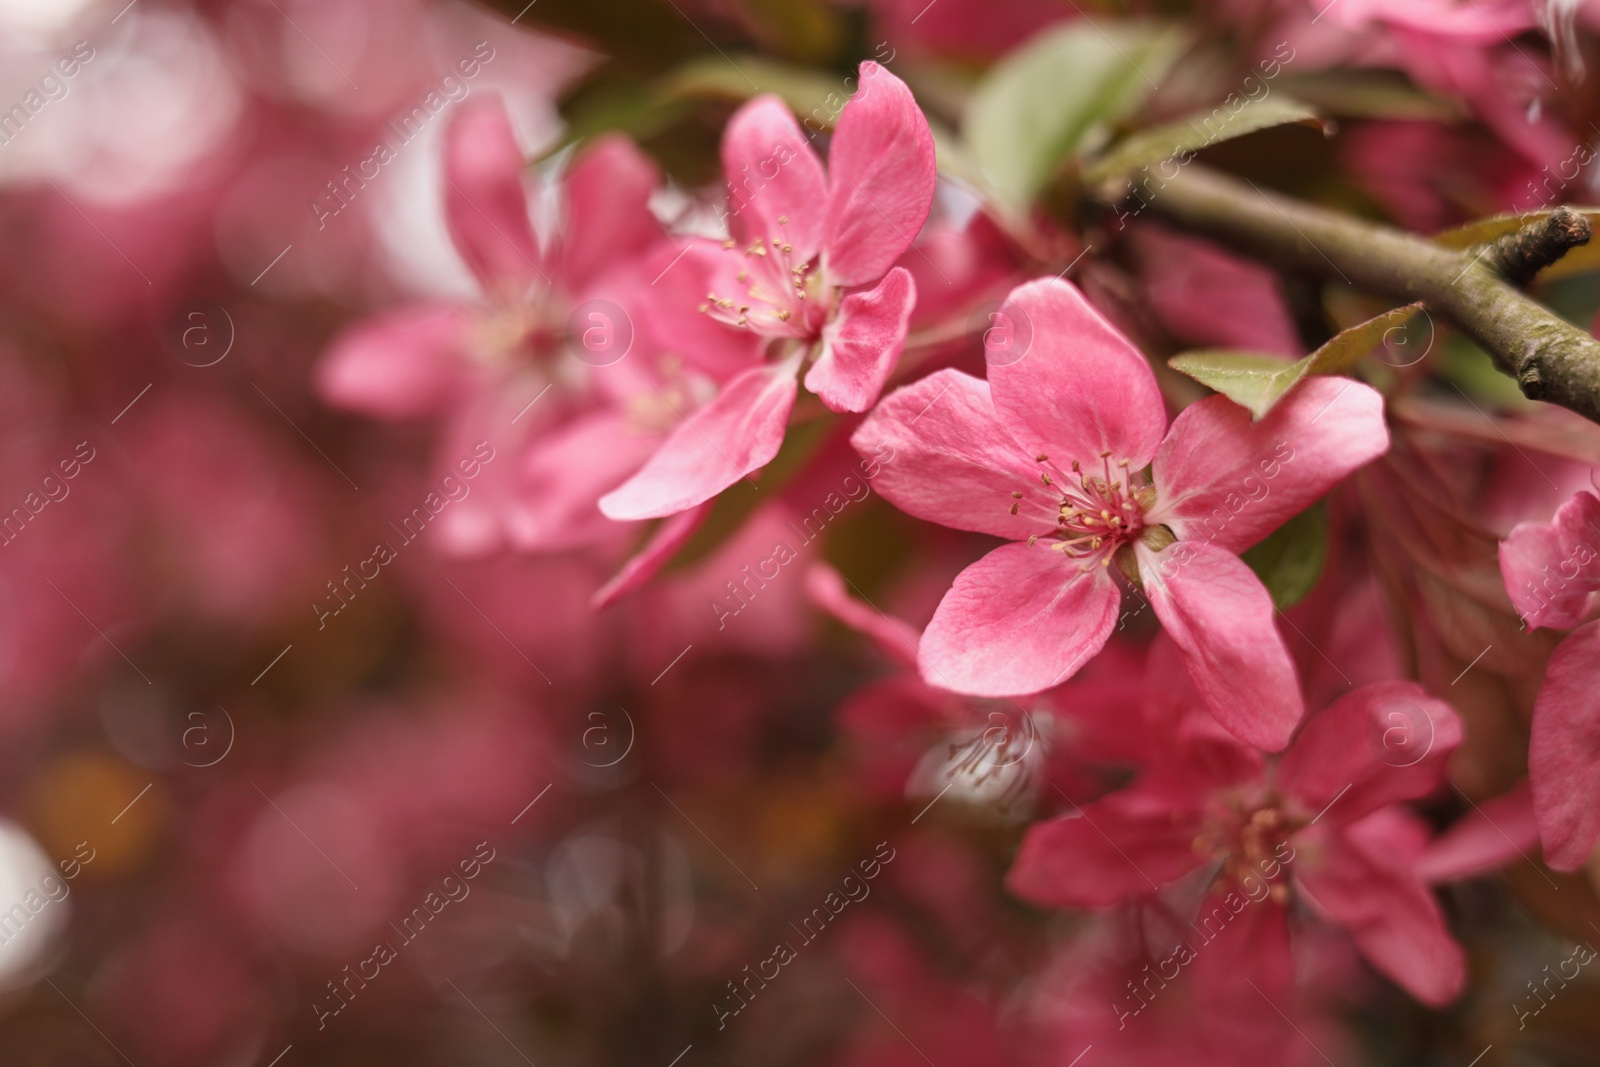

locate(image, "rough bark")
[[1098, 166, 1600, 422]]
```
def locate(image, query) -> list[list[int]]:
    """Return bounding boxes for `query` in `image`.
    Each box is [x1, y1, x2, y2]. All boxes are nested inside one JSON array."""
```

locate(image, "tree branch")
[[1096, 165, 1600, 422]]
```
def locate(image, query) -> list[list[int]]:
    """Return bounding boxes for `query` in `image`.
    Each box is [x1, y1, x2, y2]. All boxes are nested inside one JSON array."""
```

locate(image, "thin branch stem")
[[1096, 165, 1600, 422]]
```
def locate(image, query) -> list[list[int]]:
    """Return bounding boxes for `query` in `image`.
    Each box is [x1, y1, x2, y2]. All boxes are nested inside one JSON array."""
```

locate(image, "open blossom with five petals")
[[851, 277, 1390, 750], [599, 60, 937, 522], [317, 94, 731, 555], [1497, 487, 1600, 870], [1007, 669, 1467, 1007]]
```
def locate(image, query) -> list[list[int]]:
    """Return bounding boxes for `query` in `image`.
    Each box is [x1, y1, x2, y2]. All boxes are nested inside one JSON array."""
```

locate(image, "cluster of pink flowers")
[[7, 0, 1600, 1063]]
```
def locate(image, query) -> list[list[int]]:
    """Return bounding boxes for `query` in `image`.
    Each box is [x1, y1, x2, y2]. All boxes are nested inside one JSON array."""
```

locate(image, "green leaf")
[[1432, 208, 1600, 281], [659, 54, 851, 121], [1170, 303, 1423, 419], [1242, 502, 1328, 610], [1166, 350, 1304, 420], [1275, 70, 1459, 121], [1083, 95, 1327, 189], [732, 0, 845, 65], [1303, 301, 1424, 376], [964, 21, 1187, 210], [539, 80, 696, 161]]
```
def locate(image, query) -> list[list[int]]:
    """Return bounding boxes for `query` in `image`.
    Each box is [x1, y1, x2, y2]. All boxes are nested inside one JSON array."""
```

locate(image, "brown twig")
[[1095, 166, 1600, 423]]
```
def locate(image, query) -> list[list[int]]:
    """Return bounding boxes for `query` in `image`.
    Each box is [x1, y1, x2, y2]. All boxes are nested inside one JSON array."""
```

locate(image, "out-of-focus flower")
[[1497, 487, 1600, 869], [1008, 661, 1467, 1005], [1128, 224, 1303, 357], [1023, 908, 1348, 1066], [318, 94, 681, 555], [852, 277, 1388, 749], [118, 392, 328, 624], [863, 0, 1068, 61], [809, 563, 1146, 822], [228, 695, 548, 955], [0, 819, 70, 990]]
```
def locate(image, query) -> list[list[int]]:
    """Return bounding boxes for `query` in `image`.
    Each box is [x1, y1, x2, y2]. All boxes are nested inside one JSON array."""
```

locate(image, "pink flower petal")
[[918, 542, 1121, 696], [1187, 892, 1296, 1004], [985, 278, 1167, 470], [516, 410, 663, 552], [1499, 489, 1600, 630], [1299, 809, 1466, 1006], [1006, 792, 1202, 907], [1133, 225, 1303, 357], [850, 368, 1064, 541], [1275, 680, 1461, 823], [721, 95, 827, 264], [592, 504, 711, 610], [1416, 781, 1539, 883], [559, 134, 663, 293], [897, 211, 1023, 330], [599, 358, 800, 520], [822, 62, 937, 288], [444, 95, 545, 298], [1150, 377, 1388, 553], [633, 240, 769, 381], [804, 266, 915, 412], [428, 379, 547, 557], [1530, 620, 1600, 870], [804, 563, 920, 669], [315, 303, 473, 418], [1139, 540, 1303, 751]]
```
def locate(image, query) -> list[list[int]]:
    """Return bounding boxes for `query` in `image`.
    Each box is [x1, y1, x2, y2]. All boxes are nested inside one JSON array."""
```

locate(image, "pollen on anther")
[[1009, 503, 1019, 515], [1040, 473, 1053, 486], [1035, 453, 1048, 462], [778, 215, 789, 225], [1011, 491, 1023, 499]]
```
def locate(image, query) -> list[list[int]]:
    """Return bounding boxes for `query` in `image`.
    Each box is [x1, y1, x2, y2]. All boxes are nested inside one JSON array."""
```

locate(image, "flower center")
[[699, 216, 826, 338], [1021, 452, 1150, 570], [923, 705, 1050, 819], [474, 290, 568, 368], [1194, 800, 1298, 903]]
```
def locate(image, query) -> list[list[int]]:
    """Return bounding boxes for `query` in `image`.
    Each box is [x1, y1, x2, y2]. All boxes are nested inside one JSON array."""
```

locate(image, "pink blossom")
[[1417, 781, 1540, 883], [1497, 488, 1600, 869], [318, 93, 704, 555], [1024, 911, 1351, 1066], [1129, 224, 1304, 357], [851, 277, 1389, 749], [599, 61, 937, 521], [1007, 673, 1467, 1006]]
